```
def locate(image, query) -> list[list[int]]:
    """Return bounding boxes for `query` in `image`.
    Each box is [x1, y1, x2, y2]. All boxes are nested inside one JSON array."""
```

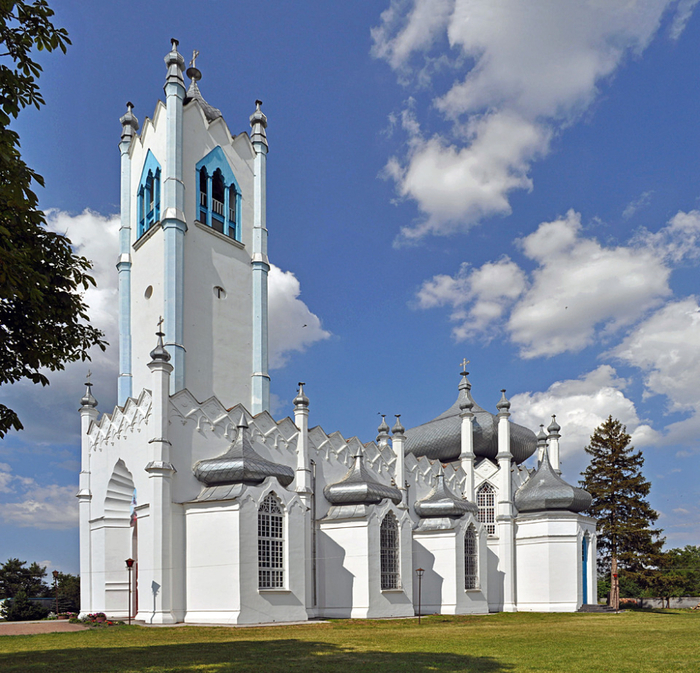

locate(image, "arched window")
[[477, 483, 496, 536], [196, 146, 241, 241], [380, 511, 400, 590], [137, 150, 161, 239], [465, 524, 478, 590], [258, 493, 284, 589]]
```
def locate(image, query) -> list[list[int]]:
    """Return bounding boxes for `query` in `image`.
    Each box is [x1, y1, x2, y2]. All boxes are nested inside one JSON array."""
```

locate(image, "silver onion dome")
[[193, 413, 293, 487], [414, 473, 477, 519], [514, 447, 592, 514], [404, 377, 537, 464], [323, 448, 401, 506]]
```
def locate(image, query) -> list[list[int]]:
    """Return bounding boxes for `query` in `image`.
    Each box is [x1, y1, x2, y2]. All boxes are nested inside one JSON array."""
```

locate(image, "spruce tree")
[[580, 417, 663, 587]]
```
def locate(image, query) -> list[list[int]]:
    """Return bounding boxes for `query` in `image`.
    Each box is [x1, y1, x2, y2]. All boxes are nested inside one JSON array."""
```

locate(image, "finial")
[[236, 410, 249, 429], [294, 382, 309, 408], [250, 99, 268, 148], [537, 424, 547, 444], [80, 370, 98, 408], [460, 358, 470, 374], [149, 317, 171, 363], [392, 414, 405, 435], [547, 414, 561, 438], [164, 38, 185, 86], [171, 38, 179, 51], [376, 414, 391, 445], [186, 48, 202, 82], [496, 389, 511, 413], [119, 102, 139, 140]]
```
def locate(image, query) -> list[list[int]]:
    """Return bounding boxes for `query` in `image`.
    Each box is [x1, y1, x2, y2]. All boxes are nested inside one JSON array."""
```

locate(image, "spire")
[[236, 410, 248, 429], [149, 317, 171, 363], [80, 370, 98, 409], [547, 414, 561, 438], [392, 414, 405, 436], [459, 372, 474, 412], [250, 99, 268, 148], [164, 38, 185, 87], [376, 414, 390, 445], [184, 48, 222, 122], [294, 382, 309, 409], [496, 389, 511, 414], [119, 102, 139, 141]]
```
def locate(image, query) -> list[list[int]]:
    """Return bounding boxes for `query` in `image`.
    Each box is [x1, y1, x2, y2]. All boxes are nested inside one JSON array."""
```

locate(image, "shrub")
[[1, 590, 50, 621]]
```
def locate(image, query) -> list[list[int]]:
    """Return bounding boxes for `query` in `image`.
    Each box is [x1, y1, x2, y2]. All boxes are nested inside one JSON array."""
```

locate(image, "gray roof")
[[414, 473, 478, 519], [185, 79, 222, 122], [323, 449, 402, 506], [193, 415, 294, 488], [514, 448, 592, 514], [404, 378, 537, 464]]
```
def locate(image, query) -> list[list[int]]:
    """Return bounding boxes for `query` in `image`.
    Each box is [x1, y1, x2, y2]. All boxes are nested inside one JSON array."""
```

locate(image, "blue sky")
[[1, 0, 700, 574]]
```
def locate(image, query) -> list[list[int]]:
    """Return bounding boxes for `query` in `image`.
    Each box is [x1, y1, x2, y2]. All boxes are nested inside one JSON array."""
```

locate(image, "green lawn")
[[0, 610, 698, 672]]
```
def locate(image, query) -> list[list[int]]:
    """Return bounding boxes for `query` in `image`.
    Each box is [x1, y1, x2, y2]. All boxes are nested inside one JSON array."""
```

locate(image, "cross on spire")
[[460, 358, 470, 373], [157, 316, 164, 334], [190, 49, 199, 69], [86, 369, 92, 386]]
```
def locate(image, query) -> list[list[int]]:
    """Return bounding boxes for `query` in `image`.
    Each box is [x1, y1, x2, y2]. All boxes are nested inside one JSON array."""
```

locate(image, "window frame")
[[476, 482, 497, 536], [464, 524, 479, 590], [195, 146, 241, 242], [136, 150, 162, 239], [258, 492, 285, 590], [380, 511, 401, 591]]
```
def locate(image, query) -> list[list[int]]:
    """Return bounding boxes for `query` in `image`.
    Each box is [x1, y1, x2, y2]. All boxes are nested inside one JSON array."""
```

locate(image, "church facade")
[[77, 41, 597, 624]]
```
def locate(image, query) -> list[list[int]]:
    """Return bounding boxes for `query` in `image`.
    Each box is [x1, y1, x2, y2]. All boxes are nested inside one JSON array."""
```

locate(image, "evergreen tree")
[[580, 417, 664, 587], [0, 558, 48, 599]]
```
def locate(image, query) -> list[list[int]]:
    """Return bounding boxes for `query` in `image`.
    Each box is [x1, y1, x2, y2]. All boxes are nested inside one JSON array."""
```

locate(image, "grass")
[[0, 610, 698, 672]]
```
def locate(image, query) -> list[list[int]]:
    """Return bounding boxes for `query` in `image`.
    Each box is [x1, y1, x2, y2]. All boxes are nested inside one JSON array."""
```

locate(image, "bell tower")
[[117, 39, 270, 413]]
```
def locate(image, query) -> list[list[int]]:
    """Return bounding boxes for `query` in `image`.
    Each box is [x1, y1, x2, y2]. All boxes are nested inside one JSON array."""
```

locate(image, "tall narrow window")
[[136, 151, 162, 239], [477, 483, 496, 535], [195, 146, 242, 242], [465, 524, 478, 590], [380, 511, 400, 590], [258, 493, 284, 589]]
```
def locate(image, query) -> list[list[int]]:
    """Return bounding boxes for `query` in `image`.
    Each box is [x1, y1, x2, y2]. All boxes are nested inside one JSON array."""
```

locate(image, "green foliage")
[[0, 558, 47, 599], [1, 589, 49, 621], [0, 1, 106, 438], [45, 571, 80, 613], [652, 546, 700, 598], [580, 416, 664, 584]]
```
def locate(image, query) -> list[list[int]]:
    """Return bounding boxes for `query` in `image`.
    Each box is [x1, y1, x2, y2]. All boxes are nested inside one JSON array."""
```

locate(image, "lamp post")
[[415, 567, 425, 625], [52, 570, 59, 616], [125, 559, 135, 625]]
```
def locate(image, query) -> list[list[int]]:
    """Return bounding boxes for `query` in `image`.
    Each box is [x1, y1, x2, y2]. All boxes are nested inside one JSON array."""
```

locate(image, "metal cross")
[[86, 369, 92, 384], [190, 49, 199, 68], [460, 358, 470, 372], [157, 316, 164, 332]]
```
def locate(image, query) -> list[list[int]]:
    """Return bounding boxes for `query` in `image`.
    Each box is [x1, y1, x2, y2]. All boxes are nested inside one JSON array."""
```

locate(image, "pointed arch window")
[[477, 483, 496, 536], [258, 493, 284, 589], [380, 511, 400, 590], [196, 146, 241, 241], [137, 150, 161, 239], [465, 524, 478, 590]]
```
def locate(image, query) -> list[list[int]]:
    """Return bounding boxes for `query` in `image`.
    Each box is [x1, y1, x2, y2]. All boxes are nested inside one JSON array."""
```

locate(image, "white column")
[[294, 383, 312, 501], [496, 390, 516, 612], [78, 380, 98, 618], [547, 415, 561, 474], [391, 416, 407, 509], [117, 103, 138, 406], [142, 330, 177, 624], [459, 402, 475, 502], [162, 39, 187, 394], [250, 101, 270, 414]]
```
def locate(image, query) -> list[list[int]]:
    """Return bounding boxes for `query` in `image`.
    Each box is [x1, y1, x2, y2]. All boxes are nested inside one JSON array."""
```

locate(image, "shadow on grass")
[[0, 638, 512, 673]]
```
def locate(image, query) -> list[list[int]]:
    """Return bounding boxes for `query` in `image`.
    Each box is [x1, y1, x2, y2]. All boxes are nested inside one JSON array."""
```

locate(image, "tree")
[[580, 416, 664, 607], [0, 1, 106, 438], [0, 558, 48, 598], [39, 571, 80, 612], [1, 588, 49, 621]]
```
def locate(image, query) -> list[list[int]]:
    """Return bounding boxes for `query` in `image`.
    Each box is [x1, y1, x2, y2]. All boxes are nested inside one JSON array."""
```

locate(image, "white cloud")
[[416, 209, 700, 358], [511, 365, 658, 462], [372, 0, 689, 239], [0, 464, 77, 530], [268, 266, 331, 369], [622, 190, 654, 219], [669, 0, 700, 39]]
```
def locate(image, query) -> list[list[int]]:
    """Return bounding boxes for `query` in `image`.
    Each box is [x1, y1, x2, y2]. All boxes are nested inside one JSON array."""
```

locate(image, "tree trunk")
[[610, 557, 620, 611]]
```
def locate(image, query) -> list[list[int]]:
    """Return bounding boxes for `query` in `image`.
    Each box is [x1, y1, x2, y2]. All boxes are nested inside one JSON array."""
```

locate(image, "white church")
[[77, 41, 597, 624]]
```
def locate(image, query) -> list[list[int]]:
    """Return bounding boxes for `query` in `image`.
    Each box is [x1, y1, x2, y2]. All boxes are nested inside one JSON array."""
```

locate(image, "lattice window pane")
[[258, 493, 284, 589], [477, 483, 496, 535], [380, 512, 400, 590], [465, 525, 478, 590]]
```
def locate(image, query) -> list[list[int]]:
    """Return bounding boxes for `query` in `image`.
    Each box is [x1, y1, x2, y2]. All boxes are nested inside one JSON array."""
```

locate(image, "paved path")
[[0, 620, 89, 636]]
